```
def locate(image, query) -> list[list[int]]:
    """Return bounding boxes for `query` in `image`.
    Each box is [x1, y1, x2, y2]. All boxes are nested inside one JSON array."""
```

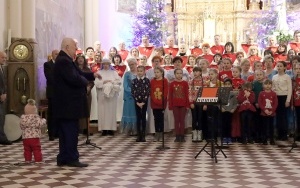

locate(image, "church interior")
[[1, 0, 300, 187]]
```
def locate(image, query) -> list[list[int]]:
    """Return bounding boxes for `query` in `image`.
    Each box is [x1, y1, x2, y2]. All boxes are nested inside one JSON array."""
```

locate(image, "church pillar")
[[9, 0, 22, 38], [84, 0, 93, 49], [92, 0, 100, 45], [21, 0, 35, 39]]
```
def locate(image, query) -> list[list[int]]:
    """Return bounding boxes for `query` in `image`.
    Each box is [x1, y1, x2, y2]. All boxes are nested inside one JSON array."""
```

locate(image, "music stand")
[[194, 87, 231, 163]]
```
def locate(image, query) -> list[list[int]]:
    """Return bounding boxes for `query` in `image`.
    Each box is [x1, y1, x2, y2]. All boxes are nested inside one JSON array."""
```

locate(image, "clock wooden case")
[[7, 38, 37, 115]]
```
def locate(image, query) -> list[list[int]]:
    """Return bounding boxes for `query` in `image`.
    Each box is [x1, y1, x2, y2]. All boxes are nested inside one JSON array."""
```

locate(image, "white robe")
[[116, 68, 128, 122], [95, 69, 121, 131], [90, 87, 98, 121]]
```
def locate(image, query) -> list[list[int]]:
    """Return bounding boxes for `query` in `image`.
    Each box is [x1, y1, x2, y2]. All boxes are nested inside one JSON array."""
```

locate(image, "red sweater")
[[219, 70, 233, 82], [237, 89, 256, 112], [258, 91, 278, 116], [150, 78, 168, 109], [232, 78, 245, 90], [293, 77, 300, 106], [169, 80, 189, 110], [189, 78, 203, 104], [210, 45, 224, 54], [222, 53, 236, 62]]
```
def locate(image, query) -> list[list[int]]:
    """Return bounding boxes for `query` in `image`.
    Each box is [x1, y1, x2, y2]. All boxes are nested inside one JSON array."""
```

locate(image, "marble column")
[[92, 0, 100, 46], [84, 0, 93, 49], [21, 0, 35, 39], [9, 0, 22, 38]]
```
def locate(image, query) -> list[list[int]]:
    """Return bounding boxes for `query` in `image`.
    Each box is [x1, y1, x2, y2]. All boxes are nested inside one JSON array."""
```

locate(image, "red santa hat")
[[24, 99, 38, 115]]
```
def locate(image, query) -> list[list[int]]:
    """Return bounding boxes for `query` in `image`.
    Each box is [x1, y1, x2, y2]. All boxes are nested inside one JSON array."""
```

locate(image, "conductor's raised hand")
[[94, 72, 102, 79]]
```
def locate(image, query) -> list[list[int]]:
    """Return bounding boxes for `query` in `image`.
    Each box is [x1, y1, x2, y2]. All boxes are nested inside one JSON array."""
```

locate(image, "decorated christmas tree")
[[130, 0, 168, 47]]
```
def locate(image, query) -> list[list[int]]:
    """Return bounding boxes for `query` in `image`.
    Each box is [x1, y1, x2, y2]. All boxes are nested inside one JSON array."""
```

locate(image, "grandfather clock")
[[7, 38, 37, 115]]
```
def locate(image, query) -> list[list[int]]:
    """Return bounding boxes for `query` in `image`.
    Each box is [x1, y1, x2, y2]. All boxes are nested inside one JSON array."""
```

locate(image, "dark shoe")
[[248, 139, 254, 144], [107, 130, 114, 136], [270, 140, 275, 145], [0, 140, 12, 145], [263, 141, 268, 145], [140, 137, 146, 142], [49, 137, 55, 141], [174, 135, 180, 142], [180, 135, 186, 142], [57, 161, 66, 166], [136, 136, 141, 142], [66, 161, 88, 167], [101, 130, 107, 136]]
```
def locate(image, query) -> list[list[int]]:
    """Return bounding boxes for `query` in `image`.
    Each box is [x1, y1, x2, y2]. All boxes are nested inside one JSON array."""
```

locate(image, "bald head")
[[61, 38, 77, 58], [0, 51, 7, 65], [51, 50, 59, 61], [94, 41, 101, 52]]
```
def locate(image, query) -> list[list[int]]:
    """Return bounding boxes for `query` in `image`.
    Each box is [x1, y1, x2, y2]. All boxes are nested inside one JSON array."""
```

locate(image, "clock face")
[[13, 44, 29, 60]]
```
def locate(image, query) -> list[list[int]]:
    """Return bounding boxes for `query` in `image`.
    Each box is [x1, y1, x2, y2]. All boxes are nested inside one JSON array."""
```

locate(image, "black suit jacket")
[[44, 60, 55, 98], [52, 51, 95, 119], [0, 66, 7, 95]]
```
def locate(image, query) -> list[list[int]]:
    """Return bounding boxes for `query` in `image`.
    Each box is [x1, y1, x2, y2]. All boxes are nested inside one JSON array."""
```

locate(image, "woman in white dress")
[[95, 58, 121, 136]]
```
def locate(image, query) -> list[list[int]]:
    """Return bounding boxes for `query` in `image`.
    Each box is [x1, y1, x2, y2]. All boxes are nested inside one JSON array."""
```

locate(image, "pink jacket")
[[20, 114, 46, 139]]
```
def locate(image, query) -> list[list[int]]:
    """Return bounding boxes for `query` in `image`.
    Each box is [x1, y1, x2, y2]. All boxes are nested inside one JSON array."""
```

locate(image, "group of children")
[[129, 53, 300, 146]]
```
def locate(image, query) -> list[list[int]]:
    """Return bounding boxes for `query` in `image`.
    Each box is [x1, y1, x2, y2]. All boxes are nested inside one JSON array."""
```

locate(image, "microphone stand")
[[157, 71, 170, 150], [78, 88, 101, 150]]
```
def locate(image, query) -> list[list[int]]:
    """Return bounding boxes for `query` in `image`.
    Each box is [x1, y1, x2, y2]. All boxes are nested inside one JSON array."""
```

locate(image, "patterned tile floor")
[[0, 133, 300, 188]]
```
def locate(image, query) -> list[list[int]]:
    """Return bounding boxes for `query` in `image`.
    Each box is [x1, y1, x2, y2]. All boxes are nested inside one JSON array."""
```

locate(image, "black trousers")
[[153, 109, 164, 132], [221, 111, 232, 138], [191, 104, 203, 131], [253, 107, 263, 141], [135, 101, 148, 135], [57, 118, 79, 163], [240, 110, 254, 141], [276, 96, 288, 140], [261, 116, 274, 141], [48, 98, 58, 138]]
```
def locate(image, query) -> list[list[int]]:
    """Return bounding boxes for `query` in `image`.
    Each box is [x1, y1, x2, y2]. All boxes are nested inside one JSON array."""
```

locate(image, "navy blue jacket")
[[52, 50, 95, 119]]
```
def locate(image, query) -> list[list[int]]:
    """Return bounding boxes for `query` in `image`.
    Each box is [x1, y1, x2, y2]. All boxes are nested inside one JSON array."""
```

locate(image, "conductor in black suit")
[[0, 51, 12, 145], [53, 38, 100, 167], [44, 49, 59, 141]]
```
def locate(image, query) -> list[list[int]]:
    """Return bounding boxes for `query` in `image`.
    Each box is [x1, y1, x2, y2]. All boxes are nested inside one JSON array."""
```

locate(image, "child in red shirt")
[[150, 67, 168, 142], [258, 79, 278, 145], [237, 82, 256, 144], [219, 58, 233, 82], [169, 69, 190, 142], [232, 66, 245, 90]]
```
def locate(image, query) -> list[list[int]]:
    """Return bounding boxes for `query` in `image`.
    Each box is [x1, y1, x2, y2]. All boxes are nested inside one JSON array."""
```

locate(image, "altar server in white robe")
[[95, 59, 121, 135]]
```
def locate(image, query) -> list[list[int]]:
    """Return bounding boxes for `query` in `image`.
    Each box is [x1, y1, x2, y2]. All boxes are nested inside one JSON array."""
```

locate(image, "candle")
[[7, 29, 11, 47]]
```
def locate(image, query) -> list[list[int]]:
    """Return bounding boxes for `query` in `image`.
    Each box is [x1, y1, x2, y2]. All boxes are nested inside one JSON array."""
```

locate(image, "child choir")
[[81, 31, 300, 144]]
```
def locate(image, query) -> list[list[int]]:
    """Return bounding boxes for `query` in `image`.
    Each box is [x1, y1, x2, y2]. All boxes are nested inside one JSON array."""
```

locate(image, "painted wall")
[[35, 0, 85, 99], [98, 0, 134, 54], [0, 0, 8, 51]]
